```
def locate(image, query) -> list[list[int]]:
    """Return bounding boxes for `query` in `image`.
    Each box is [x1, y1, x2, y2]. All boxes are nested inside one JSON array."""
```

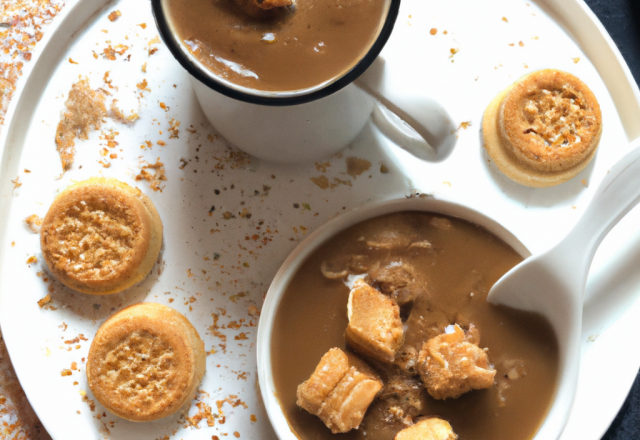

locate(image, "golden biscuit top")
[[95, 330, 178, 416], [87, 303, 203, 421], [41, 179, 152, 290], [500, 69, 602, 172]]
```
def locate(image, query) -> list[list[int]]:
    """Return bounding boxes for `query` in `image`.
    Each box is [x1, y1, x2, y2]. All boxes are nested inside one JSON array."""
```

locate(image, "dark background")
[[584, 1, 640, 438]]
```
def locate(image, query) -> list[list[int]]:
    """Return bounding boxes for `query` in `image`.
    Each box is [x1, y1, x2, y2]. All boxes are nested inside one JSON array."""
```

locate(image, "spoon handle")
[[559, 138, 640, 281]]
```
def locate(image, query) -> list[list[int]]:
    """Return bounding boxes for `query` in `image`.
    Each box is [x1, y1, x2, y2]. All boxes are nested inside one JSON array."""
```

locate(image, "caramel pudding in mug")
[[162, 0, 390, 91]]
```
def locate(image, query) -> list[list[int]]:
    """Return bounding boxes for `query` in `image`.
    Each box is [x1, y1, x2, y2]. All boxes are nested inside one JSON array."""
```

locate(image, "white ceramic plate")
[[0, 0, 639, 439]]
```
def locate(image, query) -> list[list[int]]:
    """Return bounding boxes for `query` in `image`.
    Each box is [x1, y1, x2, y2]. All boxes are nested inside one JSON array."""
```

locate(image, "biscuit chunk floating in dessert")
[[296, 348, 352, 415], [40, 177, 163, 295], [346, 280, 404, 363], [368, 259, 424, 306], [483, 69, 602, 187], [296, 348, 383, 434], [234, 0, 292, 19], [395, 418, 458, 440], [418, 324, 495, 400], [86, 303, 206, 422]]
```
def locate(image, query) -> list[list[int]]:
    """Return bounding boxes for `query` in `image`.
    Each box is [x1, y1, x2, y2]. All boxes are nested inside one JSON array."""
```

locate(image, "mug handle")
[[354, 56, 457, 162]]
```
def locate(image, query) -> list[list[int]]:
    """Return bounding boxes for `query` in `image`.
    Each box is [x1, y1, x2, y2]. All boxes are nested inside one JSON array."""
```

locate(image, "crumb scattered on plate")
[[55, 78, 106, 171]]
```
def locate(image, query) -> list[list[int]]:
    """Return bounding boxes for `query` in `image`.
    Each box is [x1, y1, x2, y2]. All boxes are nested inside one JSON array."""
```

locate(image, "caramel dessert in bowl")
[[257, 200, 558, 440], [40, 178, 163, 295], [86, 303, 206, 422], [483, 69, 602, 187]]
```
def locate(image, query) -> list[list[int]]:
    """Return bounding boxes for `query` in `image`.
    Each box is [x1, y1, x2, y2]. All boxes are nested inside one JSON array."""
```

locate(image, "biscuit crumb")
[[137, 79, 151, 95], [168, 118, 180, 138], [107, 10, 121, 22], [187, 400, 216, 427], [55, 79, 106, 171], [110, 99, 139, 123], [148, 35, 161, 55], [136, 159, 167, 192], [37, 294, 52, 308], [25, 214, 43, 233]]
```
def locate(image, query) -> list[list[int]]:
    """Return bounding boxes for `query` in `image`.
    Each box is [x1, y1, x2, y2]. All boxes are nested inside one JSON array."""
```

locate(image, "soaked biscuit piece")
[[394, 345, 419, 375], [320, 254, 370, 280], [395, 418, 458, 440], [318, 368, 383, 433], [234, 0, 292, 18], [296, 348, 350, 414], [378, 375, 427, 426], [366, 229, 413, 250], [429, 217, 452, 231], [297, 348, 382, 433], [368, 260, 424, 306], [346, 280, 404, 363], [418, 324, 495, 400]]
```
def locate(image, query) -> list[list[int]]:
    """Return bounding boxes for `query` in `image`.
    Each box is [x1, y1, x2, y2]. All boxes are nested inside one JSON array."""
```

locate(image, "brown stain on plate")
[[345, 157, 371, 178], [310, 175, 353, 190]]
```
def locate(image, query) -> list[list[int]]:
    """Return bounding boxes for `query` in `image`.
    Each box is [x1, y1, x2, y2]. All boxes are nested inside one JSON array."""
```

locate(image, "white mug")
[[152, 0, 457, 163]]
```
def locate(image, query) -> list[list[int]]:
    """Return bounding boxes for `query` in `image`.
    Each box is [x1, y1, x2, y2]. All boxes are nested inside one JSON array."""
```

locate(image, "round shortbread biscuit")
[[86, 303, 206, 422], [40, 177, 163, 295], [483, 69, 602, 187]]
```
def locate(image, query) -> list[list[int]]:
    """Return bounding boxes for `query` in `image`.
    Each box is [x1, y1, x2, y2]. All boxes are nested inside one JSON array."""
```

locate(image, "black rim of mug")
[[150, 0, 401, 107]]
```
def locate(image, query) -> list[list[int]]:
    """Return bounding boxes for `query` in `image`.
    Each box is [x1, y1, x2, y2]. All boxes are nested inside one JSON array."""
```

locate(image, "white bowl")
[[256, 197, 550, 440]]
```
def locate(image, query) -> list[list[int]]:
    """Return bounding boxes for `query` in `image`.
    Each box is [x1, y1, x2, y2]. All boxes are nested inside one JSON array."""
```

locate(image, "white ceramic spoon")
[[487, 138, 640, 440]]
